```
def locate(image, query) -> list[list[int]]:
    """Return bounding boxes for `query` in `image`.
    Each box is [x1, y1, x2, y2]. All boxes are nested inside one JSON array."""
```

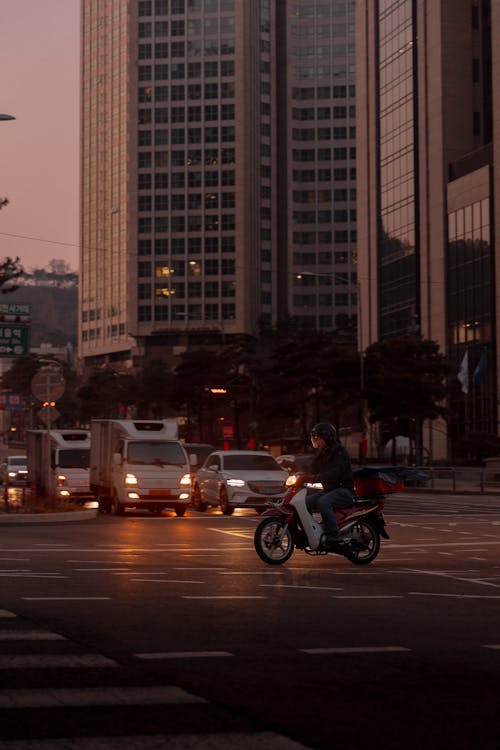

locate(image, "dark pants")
[[306, 487, 354, 535]]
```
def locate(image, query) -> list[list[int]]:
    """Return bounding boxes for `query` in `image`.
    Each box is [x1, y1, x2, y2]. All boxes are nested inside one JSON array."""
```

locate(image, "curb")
[[0, 508, 98, 525]]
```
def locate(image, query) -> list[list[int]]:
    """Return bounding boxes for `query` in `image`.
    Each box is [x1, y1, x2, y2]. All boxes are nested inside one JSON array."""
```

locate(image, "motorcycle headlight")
[[227, 478, 245, 487], [125, 473, 138, 486], [286, 474, 298, 487]]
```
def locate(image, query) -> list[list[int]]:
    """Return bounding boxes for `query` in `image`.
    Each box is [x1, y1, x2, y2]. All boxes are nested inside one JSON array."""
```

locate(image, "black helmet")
[[310, 422, 337, 443]]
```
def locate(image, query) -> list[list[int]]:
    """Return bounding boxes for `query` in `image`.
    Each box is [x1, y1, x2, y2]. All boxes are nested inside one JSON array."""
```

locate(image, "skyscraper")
[[356, 0, 498, 459], [80, 0, 357, 369]]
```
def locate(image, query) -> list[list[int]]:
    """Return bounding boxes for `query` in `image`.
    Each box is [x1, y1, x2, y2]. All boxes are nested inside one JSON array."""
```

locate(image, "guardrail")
[[409, 466, 500, 495]]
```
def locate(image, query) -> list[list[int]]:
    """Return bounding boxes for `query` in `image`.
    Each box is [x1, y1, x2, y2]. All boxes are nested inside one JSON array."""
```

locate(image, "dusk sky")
[[0, 1, 80, 272]]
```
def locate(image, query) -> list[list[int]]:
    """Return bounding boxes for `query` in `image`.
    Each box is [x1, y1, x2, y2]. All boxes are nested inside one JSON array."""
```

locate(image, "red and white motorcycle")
[[254, 467, 415, 566]]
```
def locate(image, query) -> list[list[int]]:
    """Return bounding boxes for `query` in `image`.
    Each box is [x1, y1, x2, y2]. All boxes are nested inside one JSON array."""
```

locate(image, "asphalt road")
[[0, 493, 499, 750]]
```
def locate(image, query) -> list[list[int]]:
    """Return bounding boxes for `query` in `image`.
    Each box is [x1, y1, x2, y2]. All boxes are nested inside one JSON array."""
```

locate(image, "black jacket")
[[311, 441, 354, 492]]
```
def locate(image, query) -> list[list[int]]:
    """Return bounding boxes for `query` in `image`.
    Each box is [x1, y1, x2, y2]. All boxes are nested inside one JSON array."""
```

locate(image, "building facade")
[[356, 0, 499, 459], [80, 0, 357, 368]]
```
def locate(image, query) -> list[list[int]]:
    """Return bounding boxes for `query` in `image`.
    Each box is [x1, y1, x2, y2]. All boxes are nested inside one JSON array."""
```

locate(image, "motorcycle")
[[254, 466, 423, 566]]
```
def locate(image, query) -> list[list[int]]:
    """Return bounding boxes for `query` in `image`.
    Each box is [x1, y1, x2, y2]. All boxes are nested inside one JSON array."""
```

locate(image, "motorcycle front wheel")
[[343, 519, 380, 565], [254, 517, 294, 565]]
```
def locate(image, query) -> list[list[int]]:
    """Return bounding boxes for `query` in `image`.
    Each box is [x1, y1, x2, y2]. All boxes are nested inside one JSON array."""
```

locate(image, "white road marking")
[[73, 568, 131, 572], [131, 578, 204, 584], [410, 592, 500, 599], [405, 568, 500, 589], [183, 595, 267, 600], [260, 584, 343, 591], [22, 597, 112, 601], [218, 571, 283, 575], [483, 645, 500, 650], [333, 595, 404, 599], [0, 610, 16, 618], [0, 573, 67, 578], [0, 630, 66, 641], [0, 685, 205, 707], [208, 527, 254, 539], [136, 651, 233, 660], [300, 646, 410, 654], [0, 654, 117, 668]]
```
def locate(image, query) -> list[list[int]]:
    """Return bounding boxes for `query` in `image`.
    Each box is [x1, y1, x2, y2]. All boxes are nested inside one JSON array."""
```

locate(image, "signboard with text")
[[0, 325, 30, 357], [0, 302, 31, 322]]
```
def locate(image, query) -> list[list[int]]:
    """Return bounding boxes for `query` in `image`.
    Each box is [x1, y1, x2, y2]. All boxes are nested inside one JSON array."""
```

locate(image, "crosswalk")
[[0, 610, 310, 750]]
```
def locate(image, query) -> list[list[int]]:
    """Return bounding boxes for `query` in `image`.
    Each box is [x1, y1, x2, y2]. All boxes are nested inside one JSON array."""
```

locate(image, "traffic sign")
[[38, 404, 61, 426], [0, 325, 30, 357], [31, 368, 65, 402]]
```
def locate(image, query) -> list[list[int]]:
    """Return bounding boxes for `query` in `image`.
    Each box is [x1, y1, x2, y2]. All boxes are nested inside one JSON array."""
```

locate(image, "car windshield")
[[58, 449, 90, 469], [127, 441, 186, 465], [223, 455, 281, 471], [9, 457, 27, 467]]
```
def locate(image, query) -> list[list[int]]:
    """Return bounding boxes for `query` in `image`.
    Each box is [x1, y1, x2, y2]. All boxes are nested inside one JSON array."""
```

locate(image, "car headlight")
[[180, 473, 191, 486], [125, 473, 138, 485], [227, 478, 245, 487]]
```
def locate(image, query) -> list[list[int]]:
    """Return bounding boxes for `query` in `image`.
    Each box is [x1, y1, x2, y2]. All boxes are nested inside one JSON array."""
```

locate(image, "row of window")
[[139, 82, 235, 101], [139, 173, 235, 191], [138, 127, 235, 148], [138, 281, 235, 299], [139, 0, 235, 18], [138, 214, 236, 233], [137, 303, 236, 322], [138, 236, 235, 255], [139, 17, 235, 39], [136, 147, 234, 168], [139, 40, 235, 58], [292, 80, 355, 100], [138, 192, 235, 210], [139, 60, 234, 80], [293, 294, 356, 307]]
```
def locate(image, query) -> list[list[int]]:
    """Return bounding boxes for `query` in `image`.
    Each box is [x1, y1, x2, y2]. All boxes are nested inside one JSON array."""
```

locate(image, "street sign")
[[31, 368, 65, 402], [38, 404, 61, 426], [0, 325, 30, 357], [0, 302, 31, 323]]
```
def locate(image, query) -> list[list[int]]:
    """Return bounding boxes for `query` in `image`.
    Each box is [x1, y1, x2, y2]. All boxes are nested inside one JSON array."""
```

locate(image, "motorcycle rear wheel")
[[343, 519, 380, 565], [254, 517, 294, 565]]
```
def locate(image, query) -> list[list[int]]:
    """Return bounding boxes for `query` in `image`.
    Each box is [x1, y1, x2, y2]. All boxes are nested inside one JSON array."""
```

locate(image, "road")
[[0, 491, 499, 749]]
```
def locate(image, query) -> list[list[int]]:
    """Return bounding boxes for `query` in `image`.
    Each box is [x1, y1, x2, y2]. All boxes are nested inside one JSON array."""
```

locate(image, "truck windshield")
[[127, 441, 186, 465], [58, 449, 90, 469]]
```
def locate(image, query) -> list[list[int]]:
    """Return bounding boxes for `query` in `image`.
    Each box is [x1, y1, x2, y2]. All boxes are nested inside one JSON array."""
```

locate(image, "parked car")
[[1, 455, 28, 486], [192, 450, 288, 515]]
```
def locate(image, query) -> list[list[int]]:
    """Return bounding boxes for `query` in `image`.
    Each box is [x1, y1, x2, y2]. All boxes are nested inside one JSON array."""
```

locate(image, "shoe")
[[323, 533, 344, 547]]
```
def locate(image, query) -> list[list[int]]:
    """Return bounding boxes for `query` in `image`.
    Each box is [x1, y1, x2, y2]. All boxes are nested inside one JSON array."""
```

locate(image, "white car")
[[2, 455, 28, 486], [192, 450, 288, 515]]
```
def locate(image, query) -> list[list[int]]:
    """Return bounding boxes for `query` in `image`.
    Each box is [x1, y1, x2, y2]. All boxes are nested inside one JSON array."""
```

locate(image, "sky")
[[0, 1, 80, 272]]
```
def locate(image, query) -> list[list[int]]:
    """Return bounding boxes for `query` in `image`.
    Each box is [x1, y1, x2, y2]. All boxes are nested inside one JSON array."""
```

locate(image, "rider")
[[306, 422, 354, 547]]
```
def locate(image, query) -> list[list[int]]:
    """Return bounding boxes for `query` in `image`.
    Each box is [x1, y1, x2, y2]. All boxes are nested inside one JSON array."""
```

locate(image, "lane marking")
[[183, 595, 267, 600], [410, 592, 500, 599], [0, 685, 205, 707], [483, 645, 500, 650], [0, 610, 16, 618], [0, 732, 314, 748], [0, 654, 117, 668], [0, 573, 68, 579], [208, 527, 254, 539], [260, 584, 343, 591], [73, 568, 131, 572], [131, 578, 204, 584], [332, 596, 404, 599], [22, 597, 112, 601], [0, 630, 66, 641], [136, 651, 233, 660], [300, 646, 410, 654], [405, 568, 500, 589]]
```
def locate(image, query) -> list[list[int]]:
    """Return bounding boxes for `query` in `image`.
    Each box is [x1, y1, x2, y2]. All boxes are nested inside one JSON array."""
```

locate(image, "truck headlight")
[[180, 473, 191, 486], [125, 473, 138, 485], [57, 474, 67, 487]]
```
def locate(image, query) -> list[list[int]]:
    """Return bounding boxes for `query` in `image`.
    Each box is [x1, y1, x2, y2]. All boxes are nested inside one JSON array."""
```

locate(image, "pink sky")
[[0, 1, 80, 272]]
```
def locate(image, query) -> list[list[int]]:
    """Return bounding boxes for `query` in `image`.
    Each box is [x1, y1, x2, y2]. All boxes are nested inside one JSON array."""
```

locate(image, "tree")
[[364, 335, 449, 464], [0, 256, 23, 294]]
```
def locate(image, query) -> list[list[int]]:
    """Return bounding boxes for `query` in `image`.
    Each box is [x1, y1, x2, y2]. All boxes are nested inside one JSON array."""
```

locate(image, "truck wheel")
[[111, 494, 125, 516], [98, 495, 111, 514], [175, 505, 186, 517]]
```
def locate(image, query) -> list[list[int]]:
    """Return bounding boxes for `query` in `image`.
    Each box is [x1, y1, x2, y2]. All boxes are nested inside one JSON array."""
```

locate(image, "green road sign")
[[0, 302, 31, 323], [0, 324, 30, 356]]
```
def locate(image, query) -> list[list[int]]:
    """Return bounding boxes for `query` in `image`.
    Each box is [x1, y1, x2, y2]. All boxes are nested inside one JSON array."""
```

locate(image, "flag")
[[457, 350, 469, 394], [473, 350, 487, 386]]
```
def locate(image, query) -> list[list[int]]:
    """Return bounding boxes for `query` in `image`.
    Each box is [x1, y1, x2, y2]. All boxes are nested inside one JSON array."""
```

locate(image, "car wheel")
[[192, 483, 207, 512], [175, 505, 186, 517], [219, 486, 234, 515], [111, 493, 125, 516]]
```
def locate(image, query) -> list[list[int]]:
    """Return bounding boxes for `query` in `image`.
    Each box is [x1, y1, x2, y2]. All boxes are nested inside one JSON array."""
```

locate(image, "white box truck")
[[26, 429, 94, 503], [90, 419, 192, 516]]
